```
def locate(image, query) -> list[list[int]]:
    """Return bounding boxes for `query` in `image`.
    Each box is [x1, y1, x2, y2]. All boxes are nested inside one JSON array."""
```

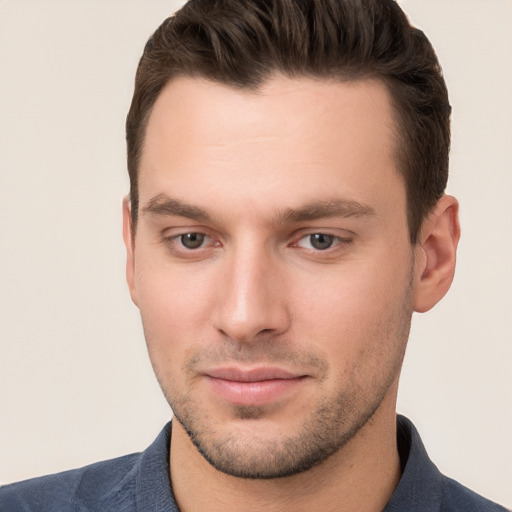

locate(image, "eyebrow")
[[274, 199, 376, 224], [142, 194, 211, 221], [141, 194, 376, 224]]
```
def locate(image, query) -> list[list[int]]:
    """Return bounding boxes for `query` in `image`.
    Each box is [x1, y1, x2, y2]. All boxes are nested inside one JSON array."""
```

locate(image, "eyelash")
[[164, 232, 219, 255], [292, 233, 352, 251], [162, 231, 353, 258]]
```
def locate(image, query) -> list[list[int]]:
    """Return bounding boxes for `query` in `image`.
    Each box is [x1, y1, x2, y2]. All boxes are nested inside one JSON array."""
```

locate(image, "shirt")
[[0, 415, 508, 511]]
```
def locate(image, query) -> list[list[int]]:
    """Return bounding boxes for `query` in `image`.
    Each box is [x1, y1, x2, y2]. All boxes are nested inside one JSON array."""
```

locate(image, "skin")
[[123, 76, 460, 511]]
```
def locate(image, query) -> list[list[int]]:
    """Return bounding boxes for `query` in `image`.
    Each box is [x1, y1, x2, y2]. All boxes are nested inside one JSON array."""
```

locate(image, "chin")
[[170, 389, 385, 480]]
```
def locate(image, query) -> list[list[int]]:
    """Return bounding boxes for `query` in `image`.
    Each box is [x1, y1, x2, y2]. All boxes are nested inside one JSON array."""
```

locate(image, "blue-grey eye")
[[309, 233, 335, 250], [180, 233, 205, 249]]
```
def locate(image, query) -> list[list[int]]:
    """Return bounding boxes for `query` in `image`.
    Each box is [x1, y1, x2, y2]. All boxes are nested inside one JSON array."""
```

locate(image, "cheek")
[[294, 259, 403, 323], [133, 257, 215, 357], [290, 252, 413, 365]]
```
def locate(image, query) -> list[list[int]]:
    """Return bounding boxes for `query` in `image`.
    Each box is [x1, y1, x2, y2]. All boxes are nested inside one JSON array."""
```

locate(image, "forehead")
[[138, 75, 404, 220]]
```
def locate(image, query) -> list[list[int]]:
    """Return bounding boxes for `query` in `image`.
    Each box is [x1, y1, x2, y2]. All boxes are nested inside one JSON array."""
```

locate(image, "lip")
[[204, 367, 307, 406]]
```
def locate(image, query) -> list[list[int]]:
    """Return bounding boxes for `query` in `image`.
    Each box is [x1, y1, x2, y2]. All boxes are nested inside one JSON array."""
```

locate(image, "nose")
[[212, 244, 290, 343]]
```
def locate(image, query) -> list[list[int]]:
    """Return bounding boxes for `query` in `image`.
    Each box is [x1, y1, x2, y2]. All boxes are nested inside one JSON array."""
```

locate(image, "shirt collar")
[[383, 414, 443, 512], [133, 415, 443, 512], [136, 421, 178, 512]]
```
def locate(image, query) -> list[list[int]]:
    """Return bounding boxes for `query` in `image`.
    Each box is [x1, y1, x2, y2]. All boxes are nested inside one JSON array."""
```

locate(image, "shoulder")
[[0, 452, 141, 512], [389, 416, 509, 512], [440, 476, 510, 512], [0, 422, 175, 512]]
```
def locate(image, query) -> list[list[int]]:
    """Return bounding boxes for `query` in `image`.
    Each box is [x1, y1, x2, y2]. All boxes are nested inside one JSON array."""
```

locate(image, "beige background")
[[0, 0, 511, 507]]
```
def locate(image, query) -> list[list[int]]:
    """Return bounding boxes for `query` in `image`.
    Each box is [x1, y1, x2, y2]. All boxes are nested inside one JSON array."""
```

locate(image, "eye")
[[162, 231, 219, 259], [293, 233, 352, 252], [308, 233, 335, 250], [297, 233, 336, 250], [179, 232, 207, 249], [161, 230, 221, 260]]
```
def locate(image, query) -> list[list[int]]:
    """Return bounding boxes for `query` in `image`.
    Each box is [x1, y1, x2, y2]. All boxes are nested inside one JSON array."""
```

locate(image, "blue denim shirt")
[[0, 415, 508, 511]]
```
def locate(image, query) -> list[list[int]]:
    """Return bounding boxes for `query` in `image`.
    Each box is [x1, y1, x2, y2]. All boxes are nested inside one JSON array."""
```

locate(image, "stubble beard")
[[169, 379, 394, 479], [146, 270, 414, 480]]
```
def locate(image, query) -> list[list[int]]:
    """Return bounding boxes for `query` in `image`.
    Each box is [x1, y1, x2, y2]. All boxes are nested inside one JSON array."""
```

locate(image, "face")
[[125, 76, 417, 478]]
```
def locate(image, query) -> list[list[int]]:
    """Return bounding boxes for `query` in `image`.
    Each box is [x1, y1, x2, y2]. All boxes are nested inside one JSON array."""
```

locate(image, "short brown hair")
[[126, 0, 451, 243]]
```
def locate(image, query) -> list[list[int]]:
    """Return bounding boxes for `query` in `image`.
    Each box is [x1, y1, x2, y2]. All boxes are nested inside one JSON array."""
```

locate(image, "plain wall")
[[0, 0, 511, 507]]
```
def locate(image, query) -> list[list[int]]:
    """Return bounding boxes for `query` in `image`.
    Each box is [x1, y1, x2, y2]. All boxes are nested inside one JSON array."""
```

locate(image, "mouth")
[[203, 367, 308, 407]]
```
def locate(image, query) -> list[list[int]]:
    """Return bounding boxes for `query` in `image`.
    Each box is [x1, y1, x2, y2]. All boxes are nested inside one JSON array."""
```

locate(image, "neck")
[[170, 399, 401, 512]]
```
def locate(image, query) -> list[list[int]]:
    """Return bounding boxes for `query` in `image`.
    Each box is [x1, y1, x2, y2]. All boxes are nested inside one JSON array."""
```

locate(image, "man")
[[0, 0, 508, 510]]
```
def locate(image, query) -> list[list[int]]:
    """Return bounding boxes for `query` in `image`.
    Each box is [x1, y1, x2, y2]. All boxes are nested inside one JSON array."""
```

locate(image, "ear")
[[413, 195, 460, 313], [122, 196, 138, 307]]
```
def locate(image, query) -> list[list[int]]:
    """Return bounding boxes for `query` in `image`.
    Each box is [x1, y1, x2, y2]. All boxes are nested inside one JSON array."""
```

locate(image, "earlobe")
[[413, 195, 460, 313], [122, 196, 138, 307]]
